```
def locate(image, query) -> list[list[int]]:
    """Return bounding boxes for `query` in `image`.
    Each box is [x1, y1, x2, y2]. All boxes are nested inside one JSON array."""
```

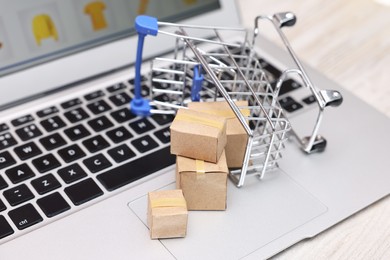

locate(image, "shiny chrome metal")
[[254, 12, 343, 154], [136, 13, 342, 186]]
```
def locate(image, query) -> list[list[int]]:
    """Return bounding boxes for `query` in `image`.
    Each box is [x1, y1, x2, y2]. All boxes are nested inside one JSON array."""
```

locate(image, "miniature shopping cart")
[[130, 13, 343, 187]]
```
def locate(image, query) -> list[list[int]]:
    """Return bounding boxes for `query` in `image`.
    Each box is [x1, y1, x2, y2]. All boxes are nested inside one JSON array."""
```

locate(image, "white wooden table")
[[238, 0, 390, 259]]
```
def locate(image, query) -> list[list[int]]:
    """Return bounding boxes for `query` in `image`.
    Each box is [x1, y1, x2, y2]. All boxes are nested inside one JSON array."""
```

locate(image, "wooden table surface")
[[237, 0, 390, 259]]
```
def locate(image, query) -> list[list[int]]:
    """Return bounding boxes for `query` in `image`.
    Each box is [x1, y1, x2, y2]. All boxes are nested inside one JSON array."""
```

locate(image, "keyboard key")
[[83, 153, 112, 173], [82, 135, 109, 153], [3, 184, 35, 206], [39, 133, 67, 151], [0, 151, 16, 170], [152, 107, 176, 123], [302, 95, 316, 105], [87, 100, 111, 115], [5, 164, 35, 184], [31, 173, 62, 195], [107, 144, 136, 163], [64, 178, 103, 206], [87, 116, 114, 132], [110, 108, 135, 123], [153, 94, 171, 102], [109, 92, 131, 106], [0, 215, 14, 239], [0, 175, 8, 190], [61, 98, 82, 109], [130, 85, 149, 96], [279, 96, 303, 113], [154, 94, 171, 103], [32, 154, 61, 173], [128, 76, 146, 85], [0, 132, 17, 150], [0, 199, 6, 212], [278, 79, 302, 96], [0, 123, 9, 133], [64, 107, 90, 123], [84, 90, 105, 101], [97, 146, 175, 191], [36, 106, 59, 118], [151, 70, 165, 78], [154, 127, 171, 144], [15, 124, 42, 141], [40, 116, 66, 132], [107, 83, 126, 93], [258, 58, 281, 81], [106, 126, 133, 143], [37, 192, 71, 218], [64, 124, 91, 141], [58, 144, 86, 163], [131, 135, 158, 153], [11, 114, 34, 127], [14, 141, 42, 160], [129, 118, 155, 134], [8, 203, 43, 230], [58, 163, 87, 184], [152, 80, 170, 90]]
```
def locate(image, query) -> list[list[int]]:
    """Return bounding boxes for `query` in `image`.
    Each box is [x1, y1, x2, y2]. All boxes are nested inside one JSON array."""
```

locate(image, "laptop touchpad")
[[128, 169, 327, 259]]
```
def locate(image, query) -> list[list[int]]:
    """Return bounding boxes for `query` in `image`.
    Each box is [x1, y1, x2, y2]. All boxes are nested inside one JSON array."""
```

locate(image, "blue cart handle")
[[130, 15, 159, 116], [191, 65, 204, 102]]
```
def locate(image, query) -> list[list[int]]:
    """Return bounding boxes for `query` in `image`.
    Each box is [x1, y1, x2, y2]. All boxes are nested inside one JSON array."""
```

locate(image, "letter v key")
[[108, 144, 135, 163]]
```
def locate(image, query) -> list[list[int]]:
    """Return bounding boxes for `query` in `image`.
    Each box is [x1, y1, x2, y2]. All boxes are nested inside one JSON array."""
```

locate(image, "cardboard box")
[[170, 108, 227, 163], [188, 101, 249, 168], [147, 189, 188, 239], [176, 151, 228, 210]]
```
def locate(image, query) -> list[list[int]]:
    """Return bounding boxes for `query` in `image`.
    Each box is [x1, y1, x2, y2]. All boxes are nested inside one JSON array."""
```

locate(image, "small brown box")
[[188, 101, 249, 168], [176, 151, 228, 210], [170, 108, 227, 163], [147, 189, 188, 239]]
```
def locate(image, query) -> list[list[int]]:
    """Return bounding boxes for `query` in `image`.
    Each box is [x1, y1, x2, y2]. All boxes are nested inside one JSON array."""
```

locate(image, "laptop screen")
[[0, 0, 220, 77], [0, 0, 240, 110]]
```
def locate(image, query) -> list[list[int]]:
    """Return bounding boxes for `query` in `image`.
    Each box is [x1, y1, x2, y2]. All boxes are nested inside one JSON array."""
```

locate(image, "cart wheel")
[[320, 90, 343, 107]]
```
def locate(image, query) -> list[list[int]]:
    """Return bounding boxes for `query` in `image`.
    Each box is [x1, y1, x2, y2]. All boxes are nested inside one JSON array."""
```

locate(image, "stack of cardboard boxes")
[[147, 101, 248, 239]]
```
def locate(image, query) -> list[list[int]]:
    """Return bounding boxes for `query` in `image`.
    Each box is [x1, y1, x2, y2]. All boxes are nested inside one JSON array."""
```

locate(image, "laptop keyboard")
[[0, 75, 179, 240], [0, 55, 315, 242]]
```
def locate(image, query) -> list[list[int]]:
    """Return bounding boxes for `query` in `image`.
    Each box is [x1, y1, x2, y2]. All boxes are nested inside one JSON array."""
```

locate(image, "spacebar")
[[97, 147, 175, 191]]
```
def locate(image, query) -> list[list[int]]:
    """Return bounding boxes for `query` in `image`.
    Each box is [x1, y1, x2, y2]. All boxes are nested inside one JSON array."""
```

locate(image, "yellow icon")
[[32, 14, 58, 46], [84, 1, 108, 31], [138, 0, 149, 14]]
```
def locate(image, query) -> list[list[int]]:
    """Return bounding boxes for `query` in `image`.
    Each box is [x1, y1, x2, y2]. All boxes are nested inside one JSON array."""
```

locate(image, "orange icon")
[[138, 0, 149, 14], [32, 14, 58, 46], [84, 1, 108, 31]]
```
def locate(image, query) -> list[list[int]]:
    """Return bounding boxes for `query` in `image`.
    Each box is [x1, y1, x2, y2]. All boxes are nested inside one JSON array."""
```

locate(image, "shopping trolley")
[[130, 13, 343, 187]]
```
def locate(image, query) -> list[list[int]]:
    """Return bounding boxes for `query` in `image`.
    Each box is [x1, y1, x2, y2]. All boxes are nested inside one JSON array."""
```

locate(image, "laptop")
[[0, 0, 389, 259]]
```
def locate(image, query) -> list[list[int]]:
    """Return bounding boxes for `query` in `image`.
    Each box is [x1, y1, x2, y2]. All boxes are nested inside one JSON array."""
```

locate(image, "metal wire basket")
[[130, 13, 343, 187]]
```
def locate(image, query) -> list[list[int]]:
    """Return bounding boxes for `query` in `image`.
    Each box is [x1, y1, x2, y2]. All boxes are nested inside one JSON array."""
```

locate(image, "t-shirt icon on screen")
[[84, 1, 108, 31], [32, 14, 59, 46]]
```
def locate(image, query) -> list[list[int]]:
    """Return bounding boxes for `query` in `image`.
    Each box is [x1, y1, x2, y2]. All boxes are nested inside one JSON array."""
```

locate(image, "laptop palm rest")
[[128, 170, 327, 259]]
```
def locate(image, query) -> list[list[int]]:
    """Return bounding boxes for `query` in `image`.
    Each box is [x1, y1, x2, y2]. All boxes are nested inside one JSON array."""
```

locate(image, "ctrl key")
[[8, 203, 43, 230]]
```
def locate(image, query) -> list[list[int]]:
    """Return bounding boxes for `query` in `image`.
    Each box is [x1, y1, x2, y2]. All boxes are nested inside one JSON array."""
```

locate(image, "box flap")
[[170, 108, 227, 139]]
